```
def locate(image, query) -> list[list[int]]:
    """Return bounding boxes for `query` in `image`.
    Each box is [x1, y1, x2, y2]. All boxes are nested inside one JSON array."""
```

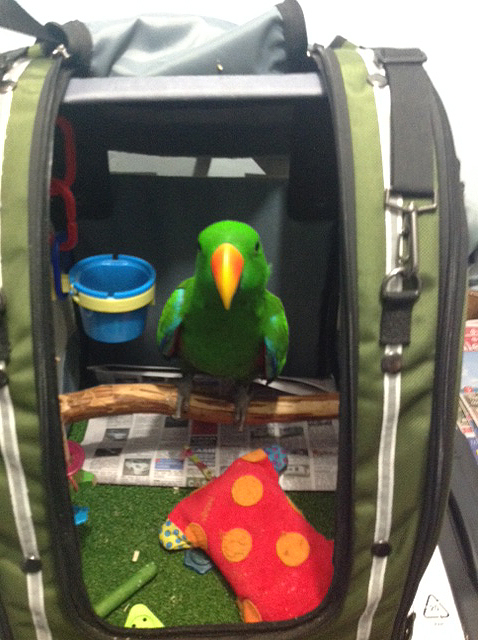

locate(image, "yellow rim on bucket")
[[72, 284, 155, 313]]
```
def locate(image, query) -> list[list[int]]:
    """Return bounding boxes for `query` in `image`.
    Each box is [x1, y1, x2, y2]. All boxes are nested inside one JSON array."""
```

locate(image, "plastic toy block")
[[124, 604, 164, 628]]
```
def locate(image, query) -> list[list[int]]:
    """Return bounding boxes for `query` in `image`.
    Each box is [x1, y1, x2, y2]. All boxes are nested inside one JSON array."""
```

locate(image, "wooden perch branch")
[[58, 383, 339, 425]]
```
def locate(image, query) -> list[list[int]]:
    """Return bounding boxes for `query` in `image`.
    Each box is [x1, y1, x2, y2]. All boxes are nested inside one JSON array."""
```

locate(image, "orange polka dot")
[[241, 449, 267, 463], [276, 532, 310, 567], [221, 528, 252, 563], [231, 475, 263, 506], [238, 598, 262, 623], [184, 522, 208, 551]]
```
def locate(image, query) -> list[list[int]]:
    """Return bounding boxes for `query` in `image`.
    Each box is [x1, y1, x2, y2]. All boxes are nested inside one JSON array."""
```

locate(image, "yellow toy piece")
[[124, 604, 164, 628]]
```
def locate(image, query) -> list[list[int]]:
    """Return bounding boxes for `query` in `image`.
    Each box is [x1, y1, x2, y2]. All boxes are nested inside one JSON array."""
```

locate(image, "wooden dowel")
[[58, 383, 339, 425]]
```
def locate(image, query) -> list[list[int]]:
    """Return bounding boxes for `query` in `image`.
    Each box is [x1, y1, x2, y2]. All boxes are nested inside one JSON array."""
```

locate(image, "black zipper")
[[27, 56, 109, 639], [29, 46, 357, 640], [310, 43, 358, 623], [392, 85, 468, 640], [0, 592, 14, 640]]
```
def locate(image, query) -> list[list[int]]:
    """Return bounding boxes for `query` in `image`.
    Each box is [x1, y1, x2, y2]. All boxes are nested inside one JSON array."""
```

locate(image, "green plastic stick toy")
[[93, 561, 158, 618]]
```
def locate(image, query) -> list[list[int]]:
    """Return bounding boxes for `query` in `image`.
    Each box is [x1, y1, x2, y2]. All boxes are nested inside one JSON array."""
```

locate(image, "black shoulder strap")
[[0, 0, 54, 41], [0, 0, 92, 72], [375, 47, 434, 198], [375, 48, 437, 347]]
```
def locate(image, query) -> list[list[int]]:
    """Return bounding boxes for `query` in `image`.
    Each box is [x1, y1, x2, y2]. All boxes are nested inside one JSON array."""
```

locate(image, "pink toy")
[[66, 440, 85, 491]]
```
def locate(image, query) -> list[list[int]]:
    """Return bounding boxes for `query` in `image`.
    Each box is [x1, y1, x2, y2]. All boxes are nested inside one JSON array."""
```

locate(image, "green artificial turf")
[[71, 484, 241, 627], [69, 423, 336, 629]]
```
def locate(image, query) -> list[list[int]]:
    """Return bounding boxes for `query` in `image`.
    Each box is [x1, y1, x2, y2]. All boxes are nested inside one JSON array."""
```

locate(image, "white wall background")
[[1, 0, 477, 249]]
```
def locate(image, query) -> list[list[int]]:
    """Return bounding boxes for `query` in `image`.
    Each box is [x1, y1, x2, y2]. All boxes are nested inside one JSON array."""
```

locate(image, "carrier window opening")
[[107, 152, 290, 180], [52, 108, 341, 632]]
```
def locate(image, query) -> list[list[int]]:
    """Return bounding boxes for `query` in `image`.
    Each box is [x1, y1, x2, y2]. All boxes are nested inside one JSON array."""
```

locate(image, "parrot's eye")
[[255, 241, 260, 252]]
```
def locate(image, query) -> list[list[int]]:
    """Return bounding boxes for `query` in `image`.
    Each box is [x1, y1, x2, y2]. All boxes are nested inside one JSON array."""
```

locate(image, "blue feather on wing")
[[158, 288, 185, 358], [264, 336, 279, 381]]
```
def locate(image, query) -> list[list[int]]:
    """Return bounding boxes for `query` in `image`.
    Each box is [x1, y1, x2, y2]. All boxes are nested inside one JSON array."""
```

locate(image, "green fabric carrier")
[[313, 44, 464, 640], [0, 2, 468, 640], [0, 53, 56, 640], [326, 47, 441, 639], [0, 50, 88, 640]]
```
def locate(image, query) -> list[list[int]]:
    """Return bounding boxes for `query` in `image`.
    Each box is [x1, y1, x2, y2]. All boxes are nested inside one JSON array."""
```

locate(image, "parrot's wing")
[[262, 292, 289, 381], [157, 279, 191, 358]]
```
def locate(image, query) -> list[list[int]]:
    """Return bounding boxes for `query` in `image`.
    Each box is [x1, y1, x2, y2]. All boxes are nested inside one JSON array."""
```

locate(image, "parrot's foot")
[[175, 373, 194, 419], [234, 384, 252, 431]]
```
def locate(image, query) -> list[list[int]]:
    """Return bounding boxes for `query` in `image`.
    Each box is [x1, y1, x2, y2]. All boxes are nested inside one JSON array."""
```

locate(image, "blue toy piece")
[[183, 548, 213, 575], [50, 232, 69, 299], [73, 505, 89, 526], [264, 444, 288, 474]]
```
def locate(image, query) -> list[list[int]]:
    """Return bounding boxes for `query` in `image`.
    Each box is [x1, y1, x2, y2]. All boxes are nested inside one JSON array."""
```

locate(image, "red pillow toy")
[[159, 449, 334, 623]]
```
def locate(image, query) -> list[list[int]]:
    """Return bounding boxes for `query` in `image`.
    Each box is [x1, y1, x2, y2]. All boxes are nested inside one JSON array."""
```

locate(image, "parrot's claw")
[[234, 384, 252, 431], [175, 373, 193, 419], [174, 402, 184, 420]]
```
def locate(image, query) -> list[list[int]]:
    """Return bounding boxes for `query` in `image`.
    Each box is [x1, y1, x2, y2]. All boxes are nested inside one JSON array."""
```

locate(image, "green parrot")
[[157, 220, 289, 425]]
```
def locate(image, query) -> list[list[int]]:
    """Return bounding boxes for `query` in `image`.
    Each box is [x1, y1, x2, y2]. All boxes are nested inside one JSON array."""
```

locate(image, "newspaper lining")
[[81, 414, 338, 491]]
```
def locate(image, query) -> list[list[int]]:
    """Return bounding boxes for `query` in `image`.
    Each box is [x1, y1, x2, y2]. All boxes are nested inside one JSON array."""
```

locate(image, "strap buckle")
[[382, 189, 437, 300], [374, 48, 427, 66]]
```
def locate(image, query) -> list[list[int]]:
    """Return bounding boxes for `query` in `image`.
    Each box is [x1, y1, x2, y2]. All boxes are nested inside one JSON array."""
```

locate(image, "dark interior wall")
[[55, 93, 339, 382], [73, 175, 337, 377]]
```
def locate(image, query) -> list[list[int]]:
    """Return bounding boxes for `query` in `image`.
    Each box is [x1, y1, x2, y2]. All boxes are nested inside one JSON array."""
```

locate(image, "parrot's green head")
[[194, 220, 270, 310]]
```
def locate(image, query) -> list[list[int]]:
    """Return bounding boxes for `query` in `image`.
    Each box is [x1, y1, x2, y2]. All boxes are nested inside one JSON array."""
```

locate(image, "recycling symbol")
[[424, 594, 449, 619]]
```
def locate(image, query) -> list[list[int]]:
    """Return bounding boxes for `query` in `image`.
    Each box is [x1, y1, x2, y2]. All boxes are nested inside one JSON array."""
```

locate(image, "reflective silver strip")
[[355, 48, 402, 640], [0, 386, 52, 640], [0, 58, 53, 640]]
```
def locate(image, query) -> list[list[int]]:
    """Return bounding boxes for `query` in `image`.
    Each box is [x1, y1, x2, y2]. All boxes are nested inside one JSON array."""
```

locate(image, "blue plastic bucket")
[[68, 254, 156, 343]]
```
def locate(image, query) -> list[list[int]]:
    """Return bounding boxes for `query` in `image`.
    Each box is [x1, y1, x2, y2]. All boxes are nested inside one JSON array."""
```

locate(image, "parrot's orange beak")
[[210, 243, 244, 310]]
